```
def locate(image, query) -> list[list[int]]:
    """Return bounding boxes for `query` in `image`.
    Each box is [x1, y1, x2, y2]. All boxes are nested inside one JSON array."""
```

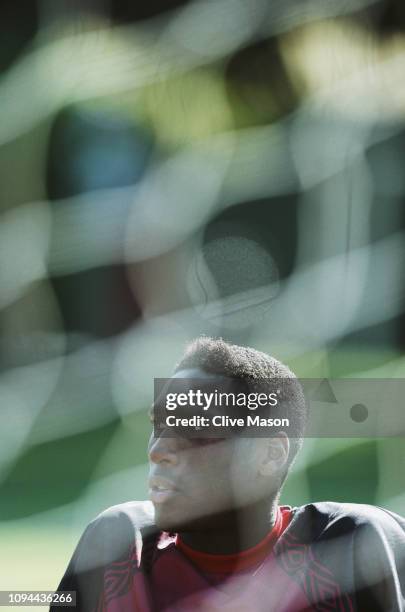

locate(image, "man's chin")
[[154, 507, 206, 533], [153, 506, 182, 532], [152, 497, 239, 532], [155, 509, 228, 534], [155, 517, 186, 533]]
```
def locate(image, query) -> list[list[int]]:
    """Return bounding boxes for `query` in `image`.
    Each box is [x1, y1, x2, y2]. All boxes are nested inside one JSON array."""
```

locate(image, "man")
[[52, 337, 405, 611]]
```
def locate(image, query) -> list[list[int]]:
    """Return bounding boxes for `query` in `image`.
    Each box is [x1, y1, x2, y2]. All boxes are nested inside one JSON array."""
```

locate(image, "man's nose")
[[148, 434, 181, 466]]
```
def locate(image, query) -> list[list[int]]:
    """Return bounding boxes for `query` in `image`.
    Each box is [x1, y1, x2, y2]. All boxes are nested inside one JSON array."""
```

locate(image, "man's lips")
[[148, 476, 180, 503]]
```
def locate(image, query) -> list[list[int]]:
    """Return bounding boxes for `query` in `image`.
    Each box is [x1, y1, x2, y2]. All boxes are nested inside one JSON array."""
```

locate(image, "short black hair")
[[176, 336, 307, 483]]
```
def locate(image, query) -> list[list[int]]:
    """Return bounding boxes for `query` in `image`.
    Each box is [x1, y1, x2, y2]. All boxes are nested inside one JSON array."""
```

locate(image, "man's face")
[[148, 367, 276, 532]]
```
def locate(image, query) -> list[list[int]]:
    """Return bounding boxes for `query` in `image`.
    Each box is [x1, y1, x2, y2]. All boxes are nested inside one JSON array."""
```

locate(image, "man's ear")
[[259, 433, 289, 476]]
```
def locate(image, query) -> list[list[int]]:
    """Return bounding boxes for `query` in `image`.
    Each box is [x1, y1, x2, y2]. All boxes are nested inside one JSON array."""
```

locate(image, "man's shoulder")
[[303, 500, 403, 524], [290, 500, 405, 542], [90, 500, 155, 530], [71, 501, 157, 571], [277, 502, 405, 609]]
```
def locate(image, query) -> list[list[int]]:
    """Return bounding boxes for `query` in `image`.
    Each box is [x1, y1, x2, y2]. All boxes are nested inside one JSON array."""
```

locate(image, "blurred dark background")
[[1, 0, 404, 591]]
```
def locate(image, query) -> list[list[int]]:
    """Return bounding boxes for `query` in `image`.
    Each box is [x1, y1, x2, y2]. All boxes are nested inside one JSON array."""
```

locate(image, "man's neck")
[[178, 498, 278, 555]]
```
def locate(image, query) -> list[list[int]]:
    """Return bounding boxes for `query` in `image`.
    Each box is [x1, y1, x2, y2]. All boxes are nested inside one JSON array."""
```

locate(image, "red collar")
[[175, 505, 292, 574]]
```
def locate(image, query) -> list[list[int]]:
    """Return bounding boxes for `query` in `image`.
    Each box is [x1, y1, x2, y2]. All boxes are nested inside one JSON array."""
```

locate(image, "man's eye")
[[189, 437, 226, 446]]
